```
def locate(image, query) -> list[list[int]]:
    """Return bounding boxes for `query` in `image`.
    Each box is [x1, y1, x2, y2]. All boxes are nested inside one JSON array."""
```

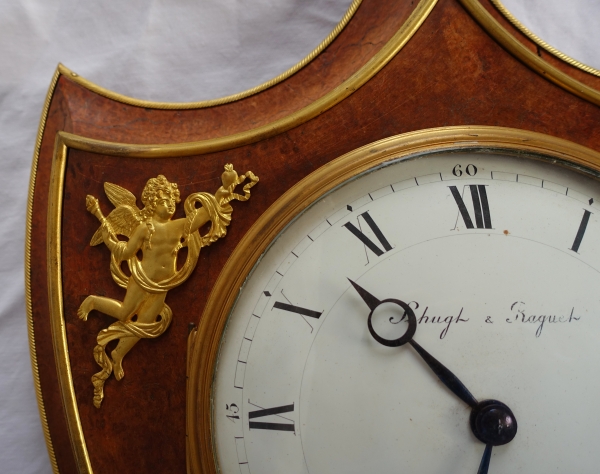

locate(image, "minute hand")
[[348, 279, 518, 474], [407, 339, 478, 408], [348, 279, 478, 408]]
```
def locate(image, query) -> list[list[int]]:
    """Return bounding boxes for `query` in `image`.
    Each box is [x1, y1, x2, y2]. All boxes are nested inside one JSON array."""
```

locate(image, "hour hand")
[[348, 279, 417, 347], [348, 278, 381, 310], [348, 279, 518, 473], [347, 278, 477, 407]]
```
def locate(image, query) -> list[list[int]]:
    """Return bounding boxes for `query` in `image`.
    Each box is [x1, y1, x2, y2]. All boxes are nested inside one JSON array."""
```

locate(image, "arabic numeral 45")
[[226, 403, 240, 422]]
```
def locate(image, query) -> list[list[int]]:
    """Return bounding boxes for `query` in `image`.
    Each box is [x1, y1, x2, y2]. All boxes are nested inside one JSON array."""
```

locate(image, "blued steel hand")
[[348, 278, 478, 407], [477, 444, 492, 474], [348, 279, 518, 473]]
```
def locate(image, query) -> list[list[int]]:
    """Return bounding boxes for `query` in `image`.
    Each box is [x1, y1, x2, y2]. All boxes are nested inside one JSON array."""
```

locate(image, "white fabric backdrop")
[[0, 1, 597, 472], [502, 0, 600, 70]]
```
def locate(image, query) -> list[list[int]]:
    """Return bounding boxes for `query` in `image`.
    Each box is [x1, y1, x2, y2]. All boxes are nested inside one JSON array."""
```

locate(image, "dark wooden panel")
[[29, 0, 600, 472]]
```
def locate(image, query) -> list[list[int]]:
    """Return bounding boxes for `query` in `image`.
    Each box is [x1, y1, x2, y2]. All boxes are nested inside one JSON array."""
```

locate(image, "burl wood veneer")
[[28, 0, 600, 472]]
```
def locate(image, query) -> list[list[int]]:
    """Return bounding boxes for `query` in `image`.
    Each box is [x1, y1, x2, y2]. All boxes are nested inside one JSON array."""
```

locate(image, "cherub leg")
[[111, 337, 139, 381], [111, 291, 167, 381], [78, 296, 123, 321], [78, 280, 145, 322]]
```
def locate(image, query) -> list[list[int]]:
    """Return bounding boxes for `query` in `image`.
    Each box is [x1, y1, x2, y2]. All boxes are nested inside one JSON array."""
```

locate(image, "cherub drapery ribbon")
[[79, 164, 258, 408]]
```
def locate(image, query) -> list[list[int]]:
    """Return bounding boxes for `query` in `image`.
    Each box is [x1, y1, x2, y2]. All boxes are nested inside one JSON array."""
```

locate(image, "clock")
[[26, 0, 600, 471], [188, 127, 600, 473]]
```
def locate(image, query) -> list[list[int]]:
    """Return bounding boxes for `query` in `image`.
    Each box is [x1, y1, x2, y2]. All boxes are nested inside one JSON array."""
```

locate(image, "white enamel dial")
[[212, 151, 600, 473]]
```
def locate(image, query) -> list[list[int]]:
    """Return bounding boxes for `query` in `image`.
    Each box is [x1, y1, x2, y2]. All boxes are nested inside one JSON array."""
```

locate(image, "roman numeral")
[[248, 403, 295, 432], [570, 209, 592, 253], [449, 185, 492, 229], [273, 302, 322, 319], [344, 211, 392, 256]]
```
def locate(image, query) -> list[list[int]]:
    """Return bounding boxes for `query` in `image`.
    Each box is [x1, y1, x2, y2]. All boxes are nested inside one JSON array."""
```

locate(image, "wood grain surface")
[[28, 0, 600, 472]]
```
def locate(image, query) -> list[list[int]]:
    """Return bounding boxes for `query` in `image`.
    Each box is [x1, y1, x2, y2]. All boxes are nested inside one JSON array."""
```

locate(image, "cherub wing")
[[89, 182, 142, 246], [90, 205, 141, 245], [104, 182, 137, 208]]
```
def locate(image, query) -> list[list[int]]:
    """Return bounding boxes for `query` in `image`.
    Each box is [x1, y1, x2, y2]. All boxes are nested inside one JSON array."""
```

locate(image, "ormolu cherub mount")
[[78, 164, 258, 407], [26, 1, 600, 472]]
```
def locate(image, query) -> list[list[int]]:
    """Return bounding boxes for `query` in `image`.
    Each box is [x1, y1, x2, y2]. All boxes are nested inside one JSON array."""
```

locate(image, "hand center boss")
[[348, 279, 518, 474]]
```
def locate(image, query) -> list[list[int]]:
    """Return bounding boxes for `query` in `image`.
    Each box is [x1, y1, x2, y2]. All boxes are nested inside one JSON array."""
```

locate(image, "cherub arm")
[[188, 207, 210, 234], [87, 194, 143, 249], [98, 219, 148, 260], [113, 222, 148, 259]]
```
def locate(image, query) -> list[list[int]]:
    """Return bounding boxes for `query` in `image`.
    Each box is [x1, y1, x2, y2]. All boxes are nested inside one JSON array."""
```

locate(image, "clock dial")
[[212, 151, 600, 473]]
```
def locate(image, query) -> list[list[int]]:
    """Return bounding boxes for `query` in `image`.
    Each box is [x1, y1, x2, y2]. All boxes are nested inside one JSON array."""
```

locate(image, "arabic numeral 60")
[[452, 164, 477, 177]]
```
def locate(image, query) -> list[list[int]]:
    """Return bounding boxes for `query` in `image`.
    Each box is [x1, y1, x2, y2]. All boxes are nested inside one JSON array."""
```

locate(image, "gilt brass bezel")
[[186, 126, 600, 474]]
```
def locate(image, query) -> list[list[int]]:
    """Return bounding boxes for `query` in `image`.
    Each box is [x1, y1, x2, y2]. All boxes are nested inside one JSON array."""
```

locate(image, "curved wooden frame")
[[26, 0, 600, 471], [58, 0, 363, 109], [26, 2, 439, 471], [25, 68, 62, 474], [489, 0, 600, 77], [458, 0, 600, 105], [186, 125, 600, 474]]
